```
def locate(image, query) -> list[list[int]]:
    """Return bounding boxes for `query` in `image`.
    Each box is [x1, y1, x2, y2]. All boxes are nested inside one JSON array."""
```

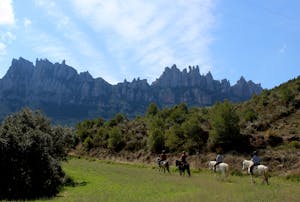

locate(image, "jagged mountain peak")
[[79, 71, 93, 80], [4, 57, 34, 80], [0, 58, 263, 124]]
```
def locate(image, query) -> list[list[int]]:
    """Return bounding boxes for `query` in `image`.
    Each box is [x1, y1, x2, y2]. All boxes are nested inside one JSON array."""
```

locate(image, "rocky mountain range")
[[0, 57, 263, 125]]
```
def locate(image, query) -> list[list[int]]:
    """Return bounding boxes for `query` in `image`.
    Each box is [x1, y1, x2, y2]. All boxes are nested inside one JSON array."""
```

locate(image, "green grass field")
[[36, 158, 299, 202]]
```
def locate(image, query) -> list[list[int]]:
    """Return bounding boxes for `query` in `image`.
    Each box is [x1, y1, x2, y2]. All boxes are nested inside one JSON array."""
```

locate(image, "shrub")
[[242, 108, 258, 122], [0, 108, 67, 200], [289, 141, 300, 149]]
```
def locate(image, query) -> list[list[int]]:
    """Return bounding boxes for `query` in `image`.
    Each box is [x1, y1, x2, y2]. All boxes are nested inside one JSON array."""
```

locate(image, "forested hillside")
[[74, 76, 300, 174]]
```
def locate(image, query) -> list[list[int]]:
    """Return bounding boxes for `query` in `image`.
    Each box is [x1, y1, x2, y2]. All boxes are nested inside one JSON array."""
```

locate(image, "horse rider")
[[250, 151, 260, 175], [180, 151, 188, 165], [214, 152, 223, 172], [159, 150, 168, 166]]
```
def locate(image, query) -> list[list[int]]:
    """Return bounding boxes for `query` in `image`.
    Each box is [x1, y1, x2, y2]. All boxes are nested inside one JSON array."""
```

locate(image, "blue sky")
[[0, 0, 299, 89]]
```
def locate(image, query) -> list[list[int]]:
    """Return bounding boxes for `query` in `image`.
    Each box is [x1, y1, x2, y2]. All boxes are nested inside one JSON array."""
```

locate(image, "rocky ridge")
[[0, 57, 263, 124]]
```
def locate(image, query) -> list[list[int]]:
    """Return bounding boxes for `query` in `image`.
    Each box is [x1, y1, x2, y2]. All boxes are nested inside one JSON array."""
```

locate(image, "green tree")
[[146, 103, 159, 116], [208, 100, 241, 151], [0, 108, 69, 200], [108, 127, 124, 151], [147, 128, 164, 153], [165, 124, 184, 152], [181, 118, 208, 154]]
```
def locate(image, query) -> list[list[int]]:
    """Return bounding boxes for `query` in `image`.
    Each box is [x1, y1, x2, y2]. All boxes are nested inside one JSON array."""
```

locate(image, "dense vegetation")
[[0, 108, 77, 200], [77, 101, 247, 154], [76, 76, 300, 156], [237, 76, 300, 149]]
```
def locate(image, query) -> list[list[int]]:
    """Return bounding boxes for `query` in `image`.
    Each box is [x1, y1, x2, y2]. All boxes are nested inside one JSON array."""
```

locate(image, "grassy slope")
[[36, 158, 299, 202]]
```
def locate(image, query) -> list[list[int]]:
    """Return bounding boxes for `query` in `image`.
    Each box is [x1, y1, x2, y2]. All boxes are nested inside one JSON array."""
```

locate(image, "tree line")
[[77, 100, 251, 154]]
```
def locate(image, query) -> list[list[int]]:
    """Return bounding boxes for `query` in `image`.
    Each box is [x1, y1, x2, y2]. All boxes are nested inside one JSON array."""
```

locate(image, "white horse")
[[242, 160, 269, 184], [157, 158, 170, 173], [208, 161, 229, 179]]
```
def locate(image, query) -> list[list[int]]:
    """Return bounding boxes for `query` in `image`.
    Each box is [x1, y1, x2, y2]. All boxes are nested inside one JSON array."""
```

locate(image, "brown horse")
[[175, 160, 191, 177]]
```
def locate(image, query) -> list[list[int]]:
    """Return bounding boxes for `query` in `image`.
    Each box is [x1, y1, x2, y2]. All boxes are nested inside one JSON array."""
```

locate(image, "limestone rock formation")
[[0, 58, 263, 124]]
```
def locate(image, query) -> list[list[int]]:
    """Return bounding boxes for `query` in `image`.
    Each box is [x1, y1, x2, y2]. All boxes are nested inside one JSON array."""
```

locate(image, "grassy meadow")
[[32, 157, 300, 202]]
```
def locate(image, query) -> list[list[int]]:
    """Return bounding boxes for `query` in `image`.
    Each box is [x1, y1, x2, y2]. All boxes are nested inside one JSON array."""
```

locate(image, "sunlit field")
[[32, 157, 300, 202]]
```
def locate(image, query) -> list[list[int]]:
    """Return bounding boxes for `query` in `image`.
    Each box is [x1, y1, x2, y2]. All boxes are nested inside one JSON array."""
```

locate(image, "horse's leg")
[[251, 174, 255, 184], [187, 166, 191, 177], [264, 172, 269, 185]]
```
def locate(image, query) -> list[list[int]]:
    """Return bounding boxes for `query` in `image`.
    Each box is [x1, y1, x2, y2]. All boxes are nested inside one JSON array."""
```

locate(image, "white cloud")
[[33, 0, 116, 82], [70, 0, 216, 83], [0, 0, 15, 25], [23, 18, 32, 27], [0, 42, 7, 56], [27, 30, 74, 63]]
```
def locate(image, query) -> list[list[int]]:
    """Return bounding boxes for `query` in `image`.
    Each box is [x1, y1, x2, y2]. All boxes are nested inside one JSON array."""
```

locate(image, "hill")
[[0, 57, 262, 125], [74, 76, 300, 174]]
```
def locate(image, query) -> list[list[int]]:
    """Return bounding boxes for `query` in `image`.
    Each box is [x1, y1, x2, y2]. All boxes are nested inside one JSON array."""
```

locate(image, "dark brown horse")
[[175, 160, 191, 177]]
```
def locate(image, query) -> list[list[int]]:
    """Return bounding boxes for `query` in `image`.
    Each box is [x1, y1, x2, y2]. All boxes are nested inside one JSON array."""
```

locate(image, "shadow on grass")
[[63, 175, 88, 187]]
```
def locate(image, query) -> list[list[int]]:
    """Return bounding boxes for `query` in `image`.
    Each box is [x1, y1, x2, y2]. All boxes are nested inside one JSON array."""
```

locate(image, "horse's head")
[[208, 161, 216, 170], [175, 160, 180, 167], [242, 160, 250, 170]]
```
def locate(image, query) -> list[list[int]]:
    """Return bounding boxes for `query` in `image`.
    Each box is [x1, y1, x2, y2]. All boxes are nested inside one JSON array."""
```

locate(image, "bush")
[[289, 141, 300, 149], [0, 108, 68, 200], [242, 108, 258, 122]]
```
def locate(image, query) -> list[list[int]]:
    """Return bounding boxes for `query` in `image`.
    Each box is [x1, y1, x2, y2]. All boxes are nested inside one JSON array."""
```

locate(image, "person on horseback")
[[250, 151, 260, 175], [214, 151, 223, 172], [158, 150, 168, 166], [180, 151, 188, 165]]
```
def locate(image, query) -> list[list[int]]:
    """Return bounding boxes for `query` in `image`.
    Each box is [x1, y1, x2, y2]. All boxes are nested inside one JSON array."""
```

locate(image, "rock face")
[[0, 58, 263, 124]]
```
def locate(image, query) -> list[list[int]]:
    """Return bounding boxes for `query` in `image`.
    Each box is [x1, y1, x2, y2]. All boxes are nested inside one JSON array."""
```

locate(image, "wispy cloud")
[[0, 42, 6, 56], [279, 43, 287, 54], [1, 31, 16, 43], [31, 0, 111, 79], [23, 18, 32, 27], [0, 0, 15, 26], [70, 0, 216, 83]]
